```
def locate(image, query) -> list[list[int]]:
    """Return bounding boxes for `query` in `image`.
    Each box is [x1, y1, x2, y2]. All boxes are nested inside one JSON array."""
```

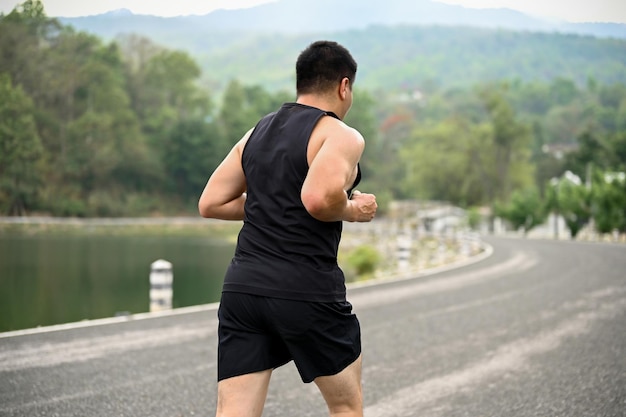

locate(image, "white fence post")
[[396, 231, 412, 271], [150, 259, 173, 312]]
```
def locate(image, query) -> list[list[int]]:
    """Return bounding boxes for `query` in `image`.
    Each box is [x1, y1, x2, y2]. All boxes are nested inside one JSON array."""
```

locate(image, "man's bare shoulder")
[[307, 116, 364, 165], [314, 115, 364, 147], [233, 128, 255, 153]]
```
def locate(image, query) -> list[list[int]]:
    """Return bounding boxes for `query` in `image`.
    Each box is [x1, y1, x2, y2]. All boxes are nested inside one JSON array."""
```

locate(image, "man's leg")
[[215, 369, 272, 417], [314, 355, 363, 417]]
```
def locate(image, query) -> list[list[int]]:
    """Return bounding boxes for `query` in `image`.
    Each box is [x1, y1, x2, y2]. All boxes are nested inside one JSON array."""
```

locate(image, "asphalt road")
[[1, 236, 624, 417]]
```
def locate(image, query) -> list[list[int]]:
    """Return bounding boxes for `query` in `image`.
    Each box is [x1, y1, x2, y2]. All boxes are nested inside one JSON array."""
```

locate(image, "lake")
[[0, 226, 237, 332]]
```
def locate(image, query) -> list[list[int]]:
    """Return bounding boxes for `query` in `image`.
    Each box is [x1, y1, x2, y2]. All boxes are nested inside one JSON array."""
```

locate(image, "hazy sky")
[[0, 0, 624, 23]]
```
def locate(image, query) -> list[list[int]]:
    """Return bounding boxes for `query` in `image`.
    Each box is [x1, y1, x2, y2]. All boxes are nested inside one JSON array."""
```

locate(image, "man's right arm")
[[301, 121, 377, 222]]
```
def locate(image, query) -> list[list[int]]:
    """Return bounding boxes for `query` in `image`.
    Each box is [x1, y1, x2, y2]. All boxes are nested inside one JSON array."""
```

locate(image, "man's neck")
[[296, 94, 343, 120]]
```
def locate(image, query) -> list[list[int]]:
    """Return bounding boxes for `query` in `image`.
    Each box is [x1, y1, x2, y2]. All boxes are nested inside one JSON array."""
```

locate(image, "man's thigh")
[[216, 369, 272, 417], [314, 355, 363, 416]]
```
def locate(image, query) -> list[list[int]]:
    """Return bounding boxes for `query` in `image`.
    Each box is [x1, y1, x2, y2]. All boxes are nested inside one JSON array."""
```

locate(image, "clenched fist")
[[350, 190, 377, 222]]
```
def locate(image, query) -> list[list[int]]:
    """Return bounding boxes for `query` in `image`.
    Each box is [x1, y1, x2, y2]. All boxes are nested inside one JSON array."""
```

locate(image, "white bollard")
[[396, 234, 412, 271], [460, 232, 471, 257], [150, 259, 173, 312]]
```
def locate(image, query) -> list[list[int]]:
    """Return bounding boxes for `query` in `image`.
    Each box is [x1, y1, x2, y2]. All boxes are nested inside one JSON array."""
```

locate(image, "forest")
[[1, 1, 625, 236], [188, 26, 626, 94]]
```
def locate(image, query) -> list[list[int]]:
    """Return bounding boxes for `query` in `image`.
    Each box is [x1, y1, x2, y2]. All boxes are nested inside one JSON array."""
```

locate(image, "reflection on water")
[[0, 233, 235, 332]]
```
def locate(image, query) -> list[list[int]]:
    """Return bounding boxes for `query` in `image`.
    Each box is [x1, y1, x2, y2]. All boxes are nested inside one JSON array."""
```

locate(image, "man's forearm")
[[199, 193, 246, 221]]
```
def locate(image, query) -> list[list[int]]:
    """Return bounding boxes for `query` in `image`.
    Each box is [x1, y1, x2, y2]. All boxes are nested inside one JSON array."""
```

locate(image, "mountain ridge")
[[59, 0, 626, 40], [50, 0, 626, 94]]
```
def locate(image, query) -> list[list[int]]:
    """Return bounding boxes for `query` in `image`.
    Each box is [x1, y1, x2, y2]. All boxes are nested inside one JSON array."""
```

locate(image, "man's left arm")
[[198, 130, 251, 221]]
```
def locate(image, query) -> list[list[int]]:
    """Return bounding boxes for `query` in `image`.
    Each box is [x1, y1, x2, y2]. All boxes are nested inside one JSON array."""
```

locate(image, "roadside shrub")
[[345, 245, 380, 279]]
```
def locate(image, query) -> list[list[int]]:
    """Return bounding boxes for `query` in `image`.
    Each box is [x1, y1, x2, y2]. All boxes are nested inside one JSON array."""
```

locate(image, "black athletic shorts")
[[217, 292, 361, 383]]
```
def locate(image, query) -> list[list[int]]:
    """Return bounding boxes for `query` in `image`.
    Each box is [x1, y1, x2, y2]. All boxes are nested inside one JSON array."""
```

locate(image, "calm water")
[[0, 233, 235, 332]]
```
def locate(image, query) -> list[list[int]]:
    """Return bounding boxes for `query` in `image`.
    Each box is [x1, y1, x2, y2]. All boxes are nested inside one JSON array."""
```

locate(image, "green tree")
[[477, 84, 533, 203], [37, 32, 158, 215], [117, 34, 164, 122], [400, 85, 533, 210], [610, 131, 626, 171], [550, 172, 592, 239], [0, 1, 61, 106], [367, 107, 414, 205], [495, 187, 548, 236], [217, 81, 295, 145], [242, 84, 291, 116], [0, 73, 43, 215], [141, 49, 208, 131], [401, 120, 489, 206], [162, 119, 223, 203], [592, 171, 626, 234], [120, 39, 213, 160], [218, 80, 265, 143], [549, 78, 579, 106], [510, 81, 551, 116], [564, 131, 614, 179]]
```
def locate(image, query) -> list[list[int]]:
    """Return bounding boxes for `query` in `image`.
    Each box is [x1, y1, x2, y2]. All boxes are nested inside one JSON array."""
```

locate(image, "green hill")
[[189, 26, 626, 93]]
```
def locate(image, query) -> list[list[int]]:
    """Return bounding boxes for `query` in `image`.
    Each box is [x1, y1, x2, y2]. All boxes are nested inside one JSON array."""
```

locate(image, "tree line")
[[363, 79, 626, 236], [0, 1, 290, 216], [1, 1, 625, 237]]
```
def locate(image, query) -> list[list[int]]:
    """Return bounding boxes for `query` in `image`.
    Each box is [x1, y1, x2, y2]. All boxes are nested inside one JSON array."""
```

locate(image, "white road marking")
[[363, 286, 626, 417], [352, 251, 536, 309], [0, 323, 217, 372]]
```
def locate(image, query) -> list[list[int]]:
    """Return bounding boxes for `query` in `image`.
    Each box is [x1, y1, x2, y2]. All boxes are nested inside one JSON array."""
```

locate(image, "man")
[[198, 40, 377, 417]]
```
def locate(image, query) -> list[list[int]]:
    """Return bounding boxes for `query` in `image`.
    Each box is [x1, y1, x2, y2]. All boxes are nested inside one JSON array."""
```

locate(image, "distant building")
[[541, 143, 579, 159]]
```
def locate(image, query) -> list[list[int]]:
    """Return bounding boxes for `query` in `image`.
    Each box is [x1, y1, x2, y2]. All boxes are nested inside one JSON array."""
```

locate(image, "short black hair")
[[296, 40, 357, 96]]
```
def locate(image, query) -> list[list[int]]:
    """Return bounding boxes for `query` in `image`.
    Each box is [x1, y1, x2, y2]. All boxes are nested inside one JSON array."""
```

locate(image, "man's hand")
[[349, 190, 377, 222]]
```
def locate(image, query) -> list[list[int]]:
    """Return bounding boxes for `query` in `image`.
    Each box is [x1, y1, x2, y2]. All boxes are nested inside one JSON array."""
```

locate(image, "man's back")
[[223, 103, 352, 303]]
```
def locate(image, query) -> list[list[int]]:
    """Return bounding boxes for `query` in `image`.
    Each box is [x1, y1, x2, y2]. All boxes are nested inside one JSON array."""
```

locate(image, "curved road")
[[0, 236, 624, 416]]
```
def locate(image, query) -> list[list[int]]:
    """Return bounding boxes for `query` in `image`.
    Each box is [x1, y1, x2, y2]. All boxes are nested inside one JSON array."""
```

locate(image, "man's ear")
[[340, 77, 350, 100]]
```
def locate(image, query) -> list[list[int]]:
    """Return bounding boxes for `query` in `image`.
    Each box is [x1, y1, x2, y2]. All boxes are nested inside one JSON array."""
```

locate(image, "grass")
[[0, 218, 243, 240]]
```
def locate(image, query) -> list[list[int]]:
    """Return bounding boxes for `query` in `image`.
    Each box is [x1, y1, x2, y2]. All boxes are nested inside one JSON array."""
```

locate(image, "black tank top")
[[222, 103, 361, 302]]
